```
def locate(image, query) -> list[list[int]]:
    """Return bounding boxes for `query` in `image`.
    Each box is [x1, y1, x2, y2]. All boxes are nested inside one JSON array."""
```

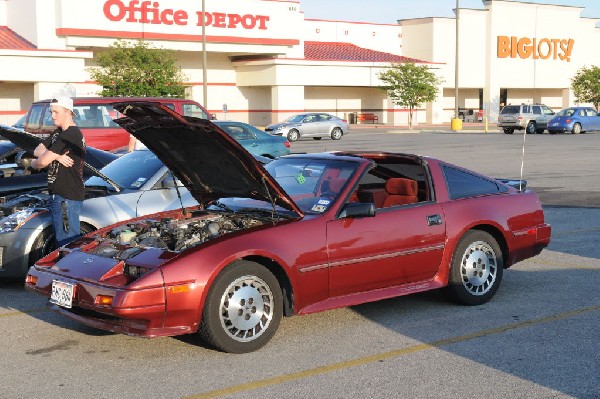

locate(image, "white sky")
[[299, 0, 600, 25]]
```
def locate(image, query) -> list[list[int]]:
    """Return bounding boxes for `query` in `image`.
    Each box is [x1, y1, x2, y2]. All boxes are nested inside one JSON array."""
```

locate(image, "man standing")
[[31, 97, 86, 247]]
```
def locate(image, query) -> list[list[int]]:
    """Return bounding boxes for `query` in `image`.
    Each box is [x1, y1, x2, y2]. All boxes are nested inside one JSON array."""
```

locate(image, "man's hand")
[[56, 151, 74, 167]]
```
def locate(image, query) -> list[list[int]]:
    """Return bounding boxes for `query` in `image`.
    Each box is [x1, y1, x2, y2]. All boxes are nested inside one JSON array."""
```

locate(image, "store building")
[[0, 0, 599, 127]]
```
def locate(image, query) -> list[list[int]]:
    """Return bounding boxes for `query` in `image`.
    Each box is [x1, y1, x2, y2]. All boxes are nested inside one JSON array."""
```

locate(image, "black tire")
[[312, 137, 322, 140], [443, 230, 504, 306], [287, 129, 300, 142], [572, 123, 582, 134], [28, 227, 56, 267], [503, 128, 514, 134], [331, 127, 343, 140], [526, 122, 536, 134], [535, 129, 545, 134], [548, 130, 557, 135], [199, 261, 283, 353]]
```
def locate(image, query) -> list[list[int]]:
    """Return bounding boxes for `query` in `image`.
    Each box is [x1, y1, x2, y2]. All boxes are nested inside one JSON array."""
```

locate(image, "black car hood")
[[113, 102, 302, 216], [0, 124, 43, 151]]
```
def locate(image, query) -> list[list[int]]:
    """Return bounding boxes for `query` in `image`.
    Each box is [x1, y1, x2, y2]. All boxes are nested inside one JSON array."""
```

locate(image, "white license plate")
[[552, 122, 559, 126], [50, 280, 75, 308]]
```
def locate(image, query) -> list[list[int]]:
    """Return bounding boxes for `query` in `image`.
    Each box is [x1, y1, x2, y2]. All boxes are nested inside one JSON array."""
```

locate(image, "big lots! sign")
[[497, 36, 575, 62], [103, 0, 270, 30]]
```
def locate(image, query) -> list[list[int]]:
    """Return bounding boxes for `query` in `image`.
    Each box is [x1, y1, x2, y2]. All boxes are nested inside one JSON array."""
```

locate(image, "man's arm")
[[33, 143, 47, 158], [31, 148, 62, 169]]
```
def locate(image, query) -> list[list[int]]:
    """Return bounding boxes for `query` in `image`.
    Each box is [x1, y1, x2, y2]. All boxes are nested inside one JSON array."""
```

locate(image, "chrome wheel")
[[572, 123, 581, 134], [287, 129, 299, 142], [526, 122, 536, 134], [219, 275, 275, 342], [331, 127, 343, 140], [459, 240, 498, 296]]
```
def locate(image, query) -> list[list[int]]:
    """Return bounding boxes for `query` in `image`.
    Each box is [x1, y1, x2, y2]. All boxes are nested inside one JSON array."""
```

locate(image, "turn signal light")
[[25, 275, 38, 285], [95, 295, 114, 306]]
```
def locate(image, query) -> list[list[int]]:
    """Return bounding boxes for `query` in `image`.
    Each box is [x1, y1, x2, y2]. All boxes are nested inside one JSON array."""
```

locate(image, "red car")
[[25, 103, 551, 353]]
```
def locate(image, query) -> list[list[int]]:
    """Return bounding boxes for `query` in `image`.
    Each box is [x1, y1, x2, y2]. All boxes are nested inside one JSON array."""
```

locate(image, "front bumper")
[[0, 228, 38, 279]]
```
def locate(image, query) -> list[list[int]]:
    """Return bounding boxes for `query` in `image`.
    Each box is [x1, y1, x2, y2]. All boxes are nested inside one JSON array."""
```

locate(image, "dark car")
[[547, 107, 600, 134], [0, 125, 118, 197], [25, 103, 550, 353], [213, 120, 290, 158]]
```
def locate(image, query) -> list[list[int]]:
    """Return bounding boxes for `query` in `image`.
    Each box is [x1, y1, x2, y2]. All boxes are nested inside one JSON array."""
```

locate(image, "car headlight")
[[0, 208, 41, 233]]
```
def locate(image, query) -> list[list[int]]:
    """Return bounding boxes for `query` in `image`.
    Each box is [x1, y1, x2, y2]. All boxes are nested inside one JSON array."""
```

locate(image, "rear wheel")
[[572, 123, 582, 134], [287, 129, 300, 142], [503, 128, 514, 134], [199, 261, 283, 353], [443, 230, 504, 306], [526, 122, 536, 134], [331, 127, 343, 140]]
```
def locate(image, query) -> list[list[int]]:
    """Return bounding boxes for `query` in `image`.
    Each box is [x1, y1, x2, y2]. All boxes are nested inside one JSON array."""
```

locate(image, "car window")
[[75, 104, 121, 128], [182, 103, 209, 119], [26, 104, 45, 129], [41, 106, 55, 130], [285, 115, 305, 123], [218, 124, 255, 140], [303, 115, 317, 123], [85, 150, 165, 190], [318, 114, 331, 122], [542, 106, 554, 115], [585, 109, 598, 117], [442, 165, 508, 200], [532, 106, 541, 115]]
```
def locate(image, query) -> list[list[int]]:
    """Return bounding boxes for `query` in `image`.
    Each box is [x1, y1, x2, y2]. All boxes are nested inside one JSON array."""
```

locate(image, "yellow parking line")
[[185, 305, 600, 399], [0, 307, 48, 319]]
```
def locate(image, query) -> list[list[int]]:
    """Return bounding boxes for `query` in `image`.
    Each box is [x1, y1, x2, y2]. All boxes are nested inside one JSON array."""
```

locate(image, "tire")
[[287, 129, 300, 142], [526, 122, 536, 134], [331, 127, 343, 140], [548, 130, 557, 135], [535, 129, 545, 134], [503, 128, 514, 134], [443, 230, 504, 306], [572, 123, 582, 134], [28, 227, 56, 267], [312, 137, 322, 140], [199, 261, 283, 353]]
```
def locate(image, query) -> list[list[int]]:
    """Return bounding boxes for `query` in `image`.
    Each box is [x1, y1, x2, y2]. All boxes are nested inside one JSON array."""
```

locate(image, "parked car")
[[212, 120, 290, 158], [0, 125, 118, 196], [25, 102, 550, 353], [11, 114, 27, 130], [497, 103, 555, 134], [20, 97, 212, 151], [547, 107, 600, 134], [265, 112, 348, 141]]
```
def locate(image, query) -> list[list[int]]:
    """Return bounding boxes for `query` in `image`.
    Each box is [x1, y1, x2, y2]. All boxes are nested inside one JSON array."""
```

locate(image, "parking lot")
[[1, 128, 599, 399]]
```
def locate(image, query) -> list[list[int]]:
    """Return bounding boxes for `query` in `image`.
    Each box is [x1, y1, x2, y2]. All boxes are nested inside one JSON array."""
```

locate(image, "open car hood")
[[113, 102, 303, 216]]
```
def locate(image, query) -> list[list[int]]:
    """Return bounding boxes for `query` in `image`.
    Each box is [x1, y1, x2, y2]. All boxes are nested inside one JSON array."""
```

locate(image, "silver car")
[[265, 112, 349, 141], [0, 148, 197, 278]]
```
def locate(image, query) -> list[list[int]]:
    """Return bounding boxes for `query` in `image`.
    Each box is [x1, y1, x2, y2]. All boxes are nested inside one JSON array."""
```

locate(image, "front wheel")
[[443, 230, 504, 306], [199, 261, 283, 353], [572, 123, 582, 134], [526, 122, 536, 134], [331, 127, 343, 140], [287, 129, 300, 142]]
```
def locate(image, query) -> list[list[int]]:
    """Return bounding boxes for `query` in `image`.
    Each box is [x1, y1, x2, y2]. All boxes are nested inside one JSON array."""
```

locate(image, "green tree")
[[88, 40, 187, 97], [378, 62, 442, 128], [571, 65, 600, 111]]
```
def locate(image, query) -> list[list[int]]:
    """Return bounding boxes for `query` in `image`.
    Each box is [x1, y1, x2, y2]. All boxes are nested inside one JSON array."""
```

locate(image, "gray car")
[[0, 148, 197, 279], [265, 112, 349, 141]]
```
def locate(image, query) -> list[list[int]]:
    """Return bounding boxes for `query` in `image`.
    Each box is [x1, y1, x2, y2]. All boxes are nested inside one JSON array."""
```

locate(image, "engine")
[[90, 213, 266, 258]]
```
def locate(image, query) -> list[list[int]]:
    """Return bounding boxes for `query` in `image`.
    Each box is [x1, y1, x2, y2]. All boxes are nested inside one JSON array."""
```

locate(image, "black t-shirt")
[[42, 126, 86, 201]]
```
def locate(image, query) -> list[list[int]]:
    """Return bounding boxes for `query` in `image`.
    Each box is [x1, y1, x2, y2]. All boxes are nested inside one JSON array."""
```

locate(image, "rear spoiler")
[[497, 178, 527, 192]]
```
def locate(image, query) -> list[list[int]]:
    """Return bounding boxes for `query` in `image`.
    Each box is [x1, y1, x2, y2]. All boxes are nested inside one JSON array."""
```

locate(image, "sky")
[[299, 0, 600, 24]]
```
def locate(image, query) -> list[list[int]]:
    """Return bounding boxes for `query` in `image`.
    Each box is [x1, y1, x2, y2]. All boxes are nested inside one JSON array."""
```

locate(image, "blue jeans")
[[49, 194, 83, 247]]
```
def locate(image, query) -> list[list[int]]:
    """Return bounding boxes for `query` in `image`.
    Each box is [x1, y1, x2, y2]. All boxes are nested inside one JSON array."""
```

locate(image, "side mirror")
[[338, 202, 376, 218]]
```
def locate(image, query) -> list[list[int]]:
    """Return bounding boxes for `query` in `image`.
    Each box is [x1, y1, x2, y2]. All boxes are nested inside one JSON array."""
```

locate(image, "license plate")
[[50, 280, 75, 308], [552, 122, 558, 126]]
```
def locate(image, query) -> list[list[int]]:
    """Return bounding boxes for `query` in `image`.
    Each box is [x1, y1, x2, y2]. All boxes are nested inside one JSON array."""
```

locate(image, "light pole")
[[201, 0, 208, 110], [451, 0, 462, 131]]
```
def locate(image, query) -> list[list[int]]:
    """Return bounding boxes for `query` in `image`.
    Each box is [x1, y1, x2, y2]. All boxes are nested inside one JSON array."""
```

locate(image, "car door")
[[300, 114, 319, 137], [326, 202, 446, 297], [583, 108, 600, 131]]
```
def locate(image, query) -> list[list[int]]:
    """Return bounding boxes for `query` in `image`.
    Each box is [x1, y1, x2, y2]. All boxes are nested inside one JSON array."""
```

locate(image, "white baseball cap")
[[50, 96, 74, 113]]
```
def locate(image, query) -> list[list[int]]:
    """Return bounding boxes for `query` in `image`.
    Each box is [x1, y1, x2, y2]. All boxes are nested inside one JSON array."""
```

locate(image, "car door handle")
[[427, 214, 443, 226]]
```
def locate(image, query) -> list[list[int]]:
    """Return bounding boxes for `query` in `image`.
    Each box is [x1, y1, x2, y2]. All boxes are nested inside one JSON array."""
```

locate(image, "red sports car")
[[25, 103, 551, 353]]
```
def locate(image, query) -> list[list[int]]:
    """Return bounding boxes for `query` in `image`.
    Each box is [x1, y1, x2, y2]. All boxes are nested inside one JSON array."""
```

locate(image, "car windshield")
[[284, 115, 306, 123], [85, 150, 164, 190], [210, 157, 359, 215], [556, 109, 575, 117]]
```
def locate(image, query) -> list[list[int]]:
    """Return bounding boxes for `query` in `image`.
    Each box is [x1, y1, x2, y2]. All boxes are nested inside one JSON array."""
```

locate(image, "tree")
[[571, 65, 600, 111], [378, 62, 442, 128], [88, 40, 187, 97]]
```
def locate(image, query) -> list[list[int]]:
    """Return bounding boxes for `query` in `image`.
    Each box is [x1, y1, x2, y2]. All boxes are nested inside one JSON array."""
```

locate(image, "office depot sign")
[[103, 0, 270, 30], [497, 36, 575, 62]]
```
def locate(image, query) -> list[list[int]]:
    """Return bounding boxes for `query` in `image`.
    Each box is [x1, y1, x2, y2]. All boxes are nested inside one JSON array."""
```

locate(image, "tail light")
[[284, 141, 290, 148], [26, 274, 38, 285], [341, 119, 348, 123], [517, 115, 523, 121], [565, 119, 572, 123]]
